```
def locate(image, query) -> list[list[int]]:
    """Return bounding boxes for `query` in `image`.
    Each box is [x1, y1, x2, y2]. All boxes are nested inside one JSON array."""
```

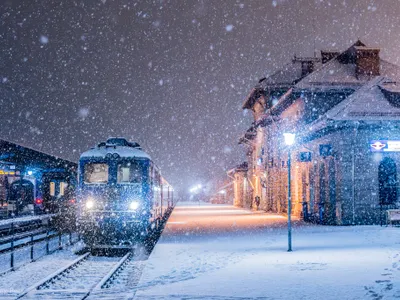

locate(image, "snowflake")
[[39, 35, 49, 44], [225, 24, 234, 32]]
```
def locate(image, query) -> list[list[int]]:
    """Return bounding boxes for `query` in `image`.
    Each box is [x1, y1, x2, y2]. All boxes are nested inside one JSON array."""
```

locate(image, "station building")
[[0, 139, 77, 217], [235, 40, 400, 224]]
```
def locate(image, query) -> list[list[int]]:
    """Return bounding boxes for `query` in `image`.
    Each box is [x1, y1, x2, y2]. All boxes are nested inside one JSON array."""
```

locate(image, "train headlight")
[[85, 199, 95, 209], [129, 200, 140, 210]]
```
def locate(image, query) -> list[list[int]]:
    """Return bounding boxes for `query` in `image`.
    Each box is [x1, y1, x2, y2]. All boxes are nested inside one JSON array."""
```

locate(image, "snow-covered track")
[[16, 252, 90, 299], [93, 251, 132, 290], [16, 252, 132, 299], [87, 251, 145, 299]]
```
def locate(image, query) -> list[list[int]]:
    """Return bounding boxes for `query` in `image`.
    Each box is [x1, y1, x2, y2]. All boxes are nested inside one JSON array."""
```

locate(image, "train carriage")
[[77, 137, 173, 248]]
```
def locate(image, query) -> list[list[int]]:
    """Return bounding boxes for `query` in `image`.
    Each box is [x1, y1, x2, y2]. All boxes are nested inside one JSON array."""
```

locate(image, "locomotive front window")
[[117, 162, 142, 183], [84, 163, 109, 184]]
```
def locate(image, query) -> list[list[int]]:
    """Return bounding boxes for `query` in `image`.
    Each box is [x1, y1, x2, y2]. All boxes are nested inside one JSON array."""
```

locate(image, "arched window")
[[378, 158, 398, 205]]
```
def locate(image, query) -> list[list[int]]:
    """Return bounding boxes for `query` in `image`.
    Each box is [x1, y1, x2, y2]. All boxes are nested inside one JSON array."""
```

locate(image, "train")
[[33, 171, 77, 214], [77, 137, 174, 248], [1, 167, 76, 217]]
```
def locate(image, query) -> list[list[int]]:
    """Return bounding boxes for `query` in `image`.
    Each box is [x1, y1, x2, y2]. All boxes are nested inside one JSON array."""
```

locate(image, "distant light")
[[35, 198, 43, 205], [190, 184, 203, 194], [283, 133, 296, 146], [219, 190, 226, 194], [27, 170, 33, 176]]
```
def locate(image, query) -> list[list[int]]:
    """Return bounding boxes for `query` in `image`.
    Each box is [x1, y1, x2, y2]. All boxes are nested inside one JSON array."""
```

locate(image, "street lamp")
[[283, 132, 296, 252]]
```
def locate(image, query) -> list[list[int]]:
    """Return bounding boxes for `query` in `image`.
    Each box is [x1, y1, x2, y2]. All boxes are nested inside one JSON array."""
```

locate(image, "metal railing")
[[0, 224, 80, 273]]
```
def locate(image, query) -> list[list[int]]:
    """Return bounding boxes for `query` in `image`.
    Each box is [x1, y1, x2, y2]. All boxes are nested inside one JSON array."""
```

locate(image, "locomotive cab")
[[77, 137, 166, 248]]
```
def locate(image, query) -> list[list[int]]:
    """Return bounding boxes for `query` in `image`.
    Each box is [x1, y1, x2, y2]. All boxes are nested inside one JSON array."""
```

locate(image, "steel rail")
[[16, 252, 91, 299], [93, 251, 132, 290], [17, 251, 132, 300]]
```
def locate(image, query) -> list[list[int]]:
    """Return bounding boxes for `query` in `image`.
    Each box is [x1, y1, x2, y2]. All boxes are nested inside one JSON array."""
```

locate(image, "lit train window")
[[60, 182, 68, 196], [117, 162, 141, 183], [84, 163, 109, 184], [50, 182, 56, 196]]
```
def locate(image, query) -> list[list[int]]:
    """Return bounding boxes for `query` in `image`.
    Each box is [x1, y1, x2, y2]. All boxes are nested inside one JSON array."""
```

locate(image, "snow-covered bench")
[[387, 209, 400, 226]]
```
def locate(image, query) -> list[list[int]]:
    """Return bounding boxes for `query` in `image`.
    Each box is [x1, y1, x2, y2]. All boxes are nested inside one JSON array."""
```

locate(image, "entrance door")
[[379, 158, 397, 205]]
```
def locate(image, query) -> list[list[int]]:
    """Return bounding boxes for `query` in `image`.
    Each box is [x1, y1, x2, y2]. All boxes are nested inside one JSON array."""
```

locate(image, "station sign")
[[370, 140, 400, 152]]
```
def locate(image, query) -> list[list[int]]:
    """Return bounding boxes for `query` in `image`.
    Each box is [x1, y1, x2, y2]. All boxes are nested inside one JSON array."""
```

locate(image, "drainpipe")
[[351, 123, 360, 224]]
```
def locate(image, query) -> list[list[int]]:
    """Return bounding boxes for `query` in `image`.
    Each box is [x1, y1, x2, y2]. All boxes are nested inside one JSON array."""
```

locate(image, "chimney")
[[293, 56, 319, 77], [355, 46, 380, 76], [321, 50, 340, 64], [301, 60, 315, 77]]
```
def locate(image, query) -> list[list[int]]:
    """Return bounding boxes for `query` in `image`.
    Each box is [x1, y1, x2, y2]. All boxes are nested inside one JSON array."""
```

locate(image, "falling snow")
[[225, 24, 234, 32], [39, 35, 49, 44], [0, 0, 399, 193]]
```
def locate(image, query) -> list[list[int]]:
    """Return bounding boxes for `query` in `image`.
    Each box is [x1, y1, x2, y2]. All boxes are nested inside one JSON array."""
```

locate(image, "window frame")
[[84, 163, 109, 184], [116, 161, 143, 184]]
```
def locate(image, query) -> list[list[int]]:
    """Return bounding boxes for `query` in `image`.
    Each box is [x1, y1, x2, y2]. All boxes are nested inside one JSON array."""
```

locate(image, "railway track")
[[17, 250, 144, 299]]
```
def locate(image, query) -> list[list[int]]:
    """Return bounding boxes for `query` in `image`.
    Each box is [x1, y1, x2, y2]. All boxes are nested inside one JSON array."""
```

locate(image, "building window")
[[378, 157, 397, 205]]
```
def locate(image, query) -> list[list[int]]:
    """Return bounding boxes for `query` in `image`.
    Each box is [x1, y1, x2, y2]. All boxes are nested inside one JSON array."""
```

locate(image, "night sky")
[[1, 0, 399, 193]]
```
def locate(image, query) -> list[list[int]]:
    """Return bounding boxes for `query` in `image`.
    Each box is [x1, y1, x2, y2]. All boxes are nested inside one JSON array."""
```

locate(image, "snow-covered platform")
[[134, 203, 400, 300], [0, 214, 54, 229]]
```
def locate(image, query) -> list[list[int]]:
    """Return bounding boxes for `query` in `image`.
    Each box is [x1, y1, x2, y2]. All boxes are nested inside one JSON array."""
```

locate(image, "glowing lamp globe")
[[283, 133, 296, 146]]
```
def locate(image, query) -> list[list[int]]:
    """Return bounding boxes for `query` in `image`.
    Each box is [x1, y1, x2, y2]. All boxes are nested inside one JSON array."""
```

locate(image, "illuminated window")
[[117, 162, 141, 183], [50, 182, 55, 196], [84, 163, 109, 184], [60, 182, 68, 196]]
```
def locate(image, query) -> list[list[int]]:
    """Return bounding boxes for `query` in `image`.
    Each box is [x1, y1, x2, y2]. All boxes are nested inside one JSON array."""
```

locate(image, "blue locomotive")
[[77, 138, 173, 248]]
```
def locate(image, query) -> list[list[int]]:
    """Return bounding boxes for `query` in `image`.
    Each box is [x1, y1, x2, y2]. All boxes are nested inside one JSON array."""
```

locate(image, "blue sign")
[[370, 140, 400, 152]]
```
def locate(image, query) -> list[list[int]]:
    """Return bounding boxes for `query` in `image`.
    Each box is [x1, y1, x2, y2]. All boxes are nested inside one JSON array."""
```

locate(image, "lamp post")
[[283, 132, 295, 252]]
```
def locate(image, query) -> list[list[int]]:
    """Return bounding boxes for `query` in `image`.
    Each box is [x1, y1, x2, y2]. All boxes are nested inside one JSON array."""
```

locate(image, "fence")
[[0, 223, 80, 273]]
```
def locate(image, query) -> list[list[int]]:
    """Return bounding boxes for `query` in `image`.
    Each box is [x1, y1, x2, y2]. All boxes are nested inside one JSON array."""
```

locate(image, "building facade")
[[236, 40, 400, 224]]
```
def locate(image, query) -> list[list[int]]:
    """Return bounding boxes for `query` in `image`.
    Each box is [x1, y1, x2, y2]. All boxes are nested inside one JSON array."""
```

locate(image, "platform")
[[134, 202, 400, 300]]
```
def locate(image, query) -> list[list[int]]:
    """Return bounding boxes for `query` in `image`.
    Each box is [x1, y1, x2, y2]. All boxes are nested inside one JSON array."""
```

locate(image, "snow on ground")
[[0, 232, 79, 274], [0, 214, 55, 227], [134, 203, 400, 300], [0, 240, 84, 299]]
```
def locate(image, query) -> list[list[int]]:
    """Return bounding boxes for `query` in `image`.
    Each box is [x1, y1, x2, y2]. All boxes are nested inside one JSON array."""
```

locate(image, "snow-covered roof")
[[295, 59, 400, 90], [294, 40, 400, 91], [264, 58, 322, 87], [243, 57, 322, 109], [264, 61, 303, 86], [325, 77, 400, 121], [80, 146, 151, 160], [81, 138, 151, 160]]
